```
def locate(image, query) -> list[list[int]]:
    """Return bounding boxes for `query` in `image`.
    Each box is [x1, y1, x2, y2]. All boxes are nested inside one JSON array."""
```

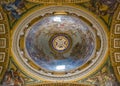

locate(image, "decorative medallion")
[[52, 35, 69, 51], [49, 33, 72, 53]]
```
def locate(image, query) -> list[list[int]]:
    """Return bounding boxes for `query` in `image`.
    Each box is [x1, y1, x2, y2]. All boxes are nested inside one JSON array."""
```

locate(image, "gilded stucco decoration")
[[0, 0, 120, 86], [0, 5, 10, 83]]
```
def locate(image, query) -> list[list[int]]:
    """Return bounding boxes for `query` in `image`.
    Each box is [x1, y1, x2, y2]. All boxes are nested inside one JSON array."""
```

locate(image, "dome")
[[12, 6, 108, 81], [25, 15, 95, 72]]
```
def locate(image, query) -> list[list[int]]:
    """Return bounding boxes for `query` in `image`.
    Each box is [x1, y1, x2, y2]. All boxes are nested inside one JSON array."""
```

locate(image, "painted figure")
[[1, 0, 26, 19], [90, 0, 119, 16], [2, 68, 24, 86]]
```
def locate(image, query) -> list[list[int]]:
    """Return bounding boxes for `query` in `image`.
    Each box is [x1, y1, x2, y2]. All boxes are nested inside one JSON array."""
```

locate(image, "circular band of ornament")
[[12, 6, 108, 81]]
